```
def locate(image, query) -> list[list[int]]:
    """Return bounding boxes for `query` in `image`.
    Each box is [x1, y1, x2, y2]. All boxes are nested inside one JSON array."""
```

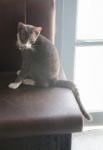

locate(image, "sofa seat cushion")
[[0, 72, 82, 138]]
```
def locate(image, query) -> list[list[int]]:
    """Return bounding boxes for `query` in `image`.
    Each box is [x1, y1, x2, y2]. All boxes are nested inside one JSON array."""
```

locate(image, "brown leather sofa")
[[0, 0, 83, 149]]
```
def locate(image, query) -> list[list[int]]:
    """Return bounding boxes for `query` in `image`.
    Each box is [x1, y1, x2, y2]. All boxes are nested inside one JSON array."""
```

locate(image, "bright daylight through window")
[[74, 0, 103, 112]]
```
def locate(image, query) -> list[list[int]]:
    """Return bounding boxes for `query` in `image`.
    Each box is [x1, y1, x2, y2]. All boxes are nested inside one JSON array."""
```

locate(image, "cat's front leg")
[[16, 70, 21, 75], [8, 81, 22, 89], [8, 71, 24, 89], [9, 52, 30, 89], [8, 72, 24, 89]]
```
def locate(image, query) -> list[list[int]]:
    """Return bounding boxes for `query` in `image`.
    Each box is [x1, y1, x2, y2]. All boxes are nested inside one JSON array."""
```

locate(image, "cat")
[[8, 22, 92, 121]]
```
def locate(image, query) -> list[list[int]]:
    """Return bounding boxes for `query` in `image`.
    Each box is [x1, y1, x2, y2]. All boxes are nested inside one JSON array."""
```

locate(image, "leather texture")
[[0, 0, 83, 138], [0, 0, 25, 71], [0, 72, 82, 138], [0, 134, 71, 150], [0, 0, 55, 71], [26, 0, 55, 42]]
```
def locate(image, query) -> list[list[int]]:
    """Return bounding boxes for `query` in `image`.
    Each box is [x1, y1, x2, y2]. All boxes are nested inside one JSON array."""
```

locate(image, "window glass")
[[77, 0, 103, 39], [74, 46, 103, 111]]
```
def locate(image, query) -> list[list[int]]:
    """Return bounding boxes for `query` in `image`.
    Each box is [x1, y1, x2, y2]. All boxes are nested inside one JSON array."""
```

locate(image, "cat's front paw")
[[8, 82, 21, 89]]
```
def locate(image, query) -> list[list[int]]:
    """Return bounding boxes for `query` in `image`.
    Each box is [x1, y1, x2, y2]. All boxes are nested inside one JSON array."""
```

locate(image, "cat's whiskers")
[[17, 33, 32, 50], [33, 45, 40, 47], [25, 41, 32, 49]]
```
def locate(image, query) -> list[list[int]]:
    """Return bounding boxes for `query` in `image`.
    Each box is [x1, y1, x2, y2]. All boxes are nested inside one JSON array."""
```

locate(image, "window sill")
[[83, 111, 103, 131]]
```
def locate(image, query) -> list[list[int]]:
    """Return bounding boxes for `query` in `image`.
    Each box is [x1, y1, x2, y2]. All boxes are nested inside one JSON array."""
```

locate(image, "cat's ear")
[[18, 22, 25, 29], [34, 27, 42, 34], [33, 26, 42, 42]]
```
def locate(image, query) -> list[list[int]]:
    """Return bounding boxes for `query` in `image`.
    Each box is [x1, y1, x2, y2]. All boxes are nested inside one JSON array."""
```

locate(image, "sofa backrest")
[[0, 0, 55, 71]]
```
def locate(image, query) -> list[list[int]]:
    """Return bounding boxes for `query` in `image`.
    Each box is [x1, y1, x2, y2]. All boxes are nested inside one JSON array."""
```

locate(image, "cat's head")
[[17, 22, 42, 50]]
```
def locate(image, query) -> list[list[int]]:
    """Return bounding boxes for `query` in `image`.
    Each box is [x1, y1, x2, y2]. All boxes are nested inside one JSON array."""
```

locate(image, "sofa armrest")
[[0, 71, 83, 138]]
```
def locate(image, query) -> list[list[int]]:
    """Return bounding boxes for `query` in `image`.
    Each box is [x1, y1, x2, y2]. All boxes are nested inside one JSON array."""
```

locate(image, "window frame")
[[55, 0, 77, 80], [75, 0, 103, 127], [56, 0, 103, 128]]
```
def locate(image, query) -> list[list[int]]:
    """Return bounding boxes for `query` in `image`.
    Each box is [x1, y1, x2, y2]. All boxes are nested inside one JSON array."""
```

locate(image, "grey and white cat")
[[8, 22, 91, 120]]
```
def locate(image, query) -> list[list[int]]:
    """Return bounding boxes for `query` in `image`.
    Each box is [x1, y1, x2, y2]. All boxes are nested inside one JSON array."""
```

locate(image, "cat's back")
[[33, 34, 60, 63], [31, 34, 60, 80], [36, 34, 57, 53], [37, 34, 53, 46]]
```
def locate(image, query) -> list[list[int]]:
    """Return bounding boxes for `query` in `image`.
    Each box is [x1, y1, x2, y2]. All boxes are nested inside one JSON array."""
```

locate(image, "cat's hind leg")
[[23, 79, 35, 86]]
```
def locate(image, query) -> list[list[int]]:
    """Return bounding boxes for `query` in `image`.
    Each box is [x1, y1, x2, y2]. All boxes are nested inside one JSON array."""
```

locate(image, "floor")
[[72, 128, 103, 150]]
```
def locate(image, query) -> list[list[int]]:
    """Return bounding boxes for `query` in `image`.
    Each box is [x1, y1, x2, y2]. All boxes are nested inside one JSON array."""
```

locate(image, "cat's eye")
[[19, 30, 28, 43]]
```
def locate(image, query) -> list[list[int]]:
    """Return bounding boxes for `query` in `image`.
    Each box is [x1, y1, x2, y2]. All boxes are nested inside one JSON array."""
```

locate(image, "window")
[[56, 0, 103, 126], [74, 0, 103, 113]]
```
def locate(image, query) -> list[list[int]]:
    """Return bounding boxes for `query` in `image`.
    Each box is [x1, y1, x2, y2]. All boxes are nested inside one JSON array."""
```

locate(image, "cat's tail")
[[52, 80, 92, 121]]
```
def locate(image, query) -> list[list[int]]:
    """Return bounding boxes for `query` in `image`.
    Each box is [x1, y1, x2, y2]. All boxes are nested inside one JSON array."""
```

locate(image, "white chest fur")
[[17, 33, 32, 49]]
